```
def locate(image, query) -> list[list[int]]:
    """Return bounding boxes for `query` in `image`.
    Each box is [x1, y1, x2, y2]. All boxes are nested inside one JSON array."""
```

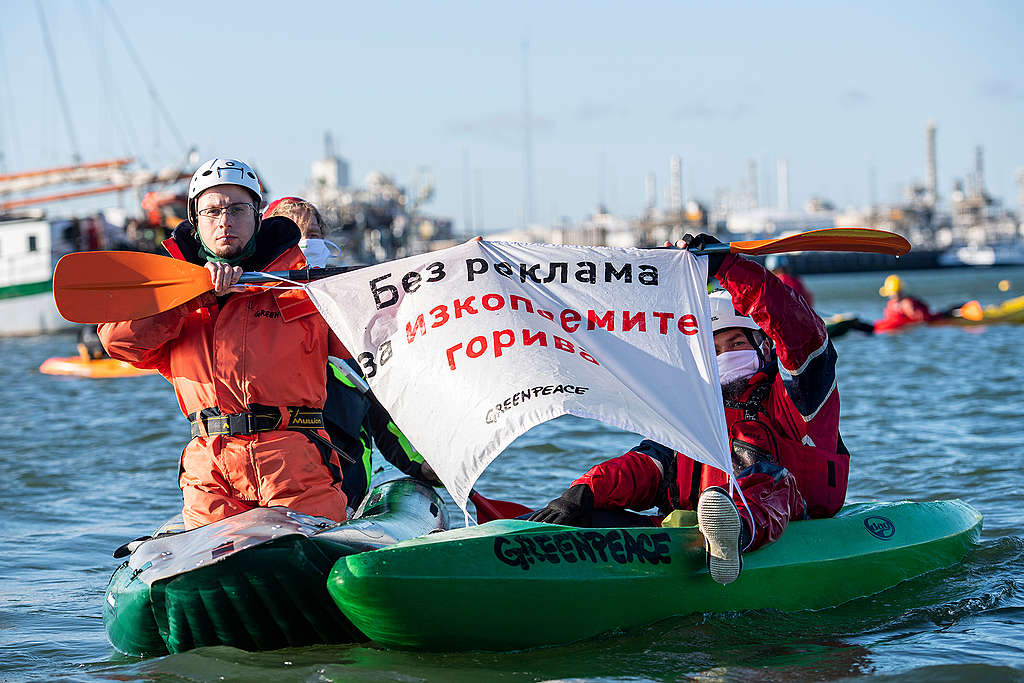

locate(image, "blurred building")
[[304, 134, 453, 263]]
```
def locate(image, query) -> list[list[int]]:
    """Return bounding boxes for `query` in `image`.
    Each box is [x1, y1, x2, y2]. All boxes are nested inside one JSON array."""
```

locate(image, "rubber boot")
[[697, 486, 743, 585]]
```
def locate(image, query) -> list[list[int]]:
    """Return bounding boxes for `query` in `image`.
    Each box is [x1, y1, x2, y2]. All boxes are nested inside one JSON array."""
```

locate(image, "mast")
[[777, 159, 789, 211], [37, 1, 81, 163], [100, 0, 188, 155], [924, 121, 937, 209]]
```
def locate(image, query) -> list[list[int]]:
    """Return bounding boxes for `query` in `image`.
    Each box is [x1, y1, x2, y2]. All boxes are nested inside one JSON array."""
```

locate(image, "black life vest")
[[672, 374, 850, 518]]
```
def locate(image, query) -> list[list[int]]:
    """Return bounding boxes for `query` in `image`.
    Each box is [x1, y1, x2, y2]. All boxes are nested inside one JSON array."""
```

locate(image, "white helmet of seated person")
[[709, 289, 760, 333]]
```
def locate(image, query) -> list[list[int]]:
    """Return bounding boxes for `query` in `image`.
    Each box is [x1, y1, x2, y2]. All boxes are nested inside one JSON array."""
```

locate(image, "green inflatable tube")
[[103, 477, 447, 656]]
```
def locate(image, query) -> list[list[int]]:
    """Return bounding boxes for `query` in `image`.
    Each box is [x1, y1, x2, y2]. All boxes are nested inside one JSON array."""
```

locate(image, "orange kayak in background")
[[39, 356, 158, 378]]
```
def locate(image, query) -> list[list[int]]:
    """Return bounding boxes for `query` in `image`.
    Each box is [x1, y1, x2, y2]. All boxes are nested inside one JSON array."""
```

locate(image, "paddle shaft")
[[228, 228, 914, 283], [237, 229, 908, 283], [237, 265, 362, 285], [53, 228, 910, 323]]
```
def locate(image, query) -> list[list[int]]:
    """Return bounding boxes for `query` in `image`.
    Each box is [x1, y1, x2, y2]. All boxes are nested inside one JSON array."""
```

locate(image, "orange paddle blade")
[[727, 228, 911, 257], [53, 251, 211, 323]]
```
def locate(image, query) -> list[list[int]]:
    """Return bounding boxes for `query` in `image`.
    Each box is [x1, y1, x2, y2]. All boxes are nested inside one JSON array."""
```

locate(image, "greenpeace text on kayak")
[[494, 529, 673, 571]]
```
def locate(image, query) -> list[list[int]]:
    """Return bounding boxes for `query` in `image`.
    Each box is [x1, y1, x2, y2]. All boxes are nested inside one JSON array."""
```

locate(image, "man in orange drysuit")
[[528, 233, 849, 585], [99, 158, 351, 529]]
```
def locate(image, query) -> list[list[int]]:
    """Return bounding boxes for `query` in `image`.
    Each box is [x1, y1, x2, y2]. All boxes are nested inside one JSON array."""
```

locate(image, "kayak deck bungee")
[[38, 356, 158, 378], [103, 477, 447, 656], [327, 499, 981, 651]]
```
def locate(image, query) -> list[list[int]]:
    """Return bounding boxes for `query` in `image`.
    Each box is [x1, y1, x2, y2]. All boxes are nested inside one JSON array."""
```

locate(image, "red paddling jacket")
[[573, 255, 849, 520]]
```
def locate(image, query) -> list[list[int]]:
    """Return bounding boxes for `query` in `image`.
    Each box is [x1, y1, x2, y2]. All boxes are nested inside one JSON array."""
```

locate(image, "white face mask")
[[717, 349, 760, 386], [298, 238, 341, 268]]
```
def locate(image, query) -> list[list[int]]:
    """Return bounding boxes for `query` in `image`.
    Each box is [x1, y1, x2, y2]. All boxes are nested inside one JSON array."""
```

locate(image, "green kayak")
[[823, 313, 875, 338], [327, 499, 981, 651], [103, 477, 447, 656]]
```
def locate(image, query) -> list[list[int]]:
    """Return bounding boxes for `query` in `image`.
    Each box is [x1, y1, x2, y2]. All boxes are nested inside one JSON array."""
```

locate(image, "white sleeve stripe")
[[801, 375, 838, 422], [781, 336, 830, 376], [645, 454, 665, 475]]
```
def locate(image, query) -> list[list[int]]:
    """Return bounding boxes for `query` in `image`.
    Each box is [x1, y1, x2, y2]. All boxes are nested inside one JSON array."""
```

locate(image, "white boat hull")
[[939, 242, 1024, 267], [0, 287, 74, 336]]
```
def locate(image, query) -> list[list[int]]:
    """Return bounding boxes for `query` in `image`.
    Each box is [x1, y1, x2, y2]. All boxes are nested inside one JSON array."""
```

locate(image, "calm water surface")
[[2, 267, 1023, 682]]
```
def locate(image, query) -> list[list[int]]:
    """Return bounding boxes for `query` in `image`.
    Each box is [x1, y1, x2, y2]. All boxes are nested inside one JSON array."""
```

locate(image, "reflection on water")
[[3, 266, 1023, 681]]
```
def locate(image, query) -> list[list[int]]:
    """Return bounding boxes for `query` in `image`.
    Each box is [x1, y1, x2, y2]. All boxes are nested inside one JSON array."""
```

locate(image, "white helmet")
[[709, 289, 759, 333], [187, 158, 262, 223]]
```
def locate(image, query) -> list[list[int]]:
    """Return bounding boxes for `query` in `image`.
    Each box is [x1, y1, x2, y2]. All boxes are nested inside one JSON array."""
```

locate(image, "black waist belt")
[[187, 404, 354, 465], [188, 405, 326, 438]]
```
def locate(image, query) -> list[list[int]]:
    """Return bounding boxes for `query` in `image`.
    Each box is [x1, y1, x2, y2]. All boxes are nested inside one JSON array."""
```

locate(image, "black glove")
[[681, 233, 727, 278], [527, 484, 594, 526]]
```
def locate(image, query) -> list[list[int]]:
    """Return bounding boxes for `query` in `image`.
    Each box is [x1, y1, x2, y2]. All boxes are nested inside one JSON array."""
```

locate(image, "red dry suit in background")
[[881, 295, 933, 324], [98, 217, 351, 529], [572, 255, 849, 551]]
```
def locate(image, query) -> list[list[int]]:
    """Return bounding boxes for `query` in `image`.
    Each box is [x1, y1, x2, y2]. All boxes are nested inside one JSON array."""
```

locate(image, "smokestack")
[[461, 147, 473, 233], [777, 159, 789, 211], [925, 121, 937, 208], [747, 159, 758, 209], [1017, 169, 1024, 212], [645, 172, 657, 210], [669, 156, 682, 211], [975, 146, 985, 197], [324, 131, 335, 158]]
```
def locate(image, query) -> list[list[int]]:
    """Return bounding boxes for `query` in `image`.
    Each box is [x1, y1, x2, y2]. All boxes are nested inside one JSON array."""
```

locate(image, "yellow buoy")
[[998, 279, 1010, 292]]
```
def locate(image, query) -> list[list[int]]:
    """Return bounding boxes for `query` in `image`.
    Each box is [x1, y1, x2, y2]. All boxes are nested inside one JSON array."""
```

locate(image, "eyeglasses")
[[197, 202, 255, 220]]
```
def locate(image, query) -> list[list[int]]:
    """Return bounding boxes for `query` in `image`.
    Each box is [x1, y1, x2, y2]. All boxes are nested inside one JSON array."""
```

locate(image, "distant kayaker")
[[528, 233, 848, 585], [263, 196, 442, 510], [77, 324, 107, 360], [765, 254, 814, 307], [878, 274, 933, 323], [98, 158, 352, 529]]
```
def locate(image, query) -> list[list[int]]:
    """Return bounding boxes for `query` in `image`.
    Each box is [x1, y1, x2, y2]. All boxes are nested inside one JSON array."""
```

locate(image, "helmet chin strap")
[[742, 329, 772, 367]]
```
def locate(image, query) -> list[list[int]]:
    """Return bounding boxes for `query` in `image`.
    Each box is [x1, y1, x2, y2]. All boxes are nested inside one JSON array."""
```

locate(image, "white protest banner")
[[306, 240, 731, 517]]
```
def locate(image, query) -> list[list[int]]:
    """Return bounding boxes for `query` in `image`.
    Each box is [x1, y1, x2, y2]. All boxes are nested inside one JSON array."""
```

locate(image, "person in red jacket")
[[529, 233, 849, 585], [99, 158, 352, 529], [878, 274, 932, 323], [765, 254, 814, 307]]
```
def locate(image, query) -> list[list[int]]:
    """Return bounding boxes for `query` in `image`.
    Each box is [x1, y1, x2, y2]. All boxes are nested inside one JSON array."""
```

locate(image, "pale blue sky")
[[2, 0, 1022, 231]]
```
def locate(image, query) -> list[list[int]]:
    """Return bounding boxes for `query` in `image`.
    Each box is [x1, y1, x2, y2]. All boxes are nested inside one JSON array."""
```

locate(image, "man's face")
[[714, 327, 755, 356], [195, 185, 257, 258]]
